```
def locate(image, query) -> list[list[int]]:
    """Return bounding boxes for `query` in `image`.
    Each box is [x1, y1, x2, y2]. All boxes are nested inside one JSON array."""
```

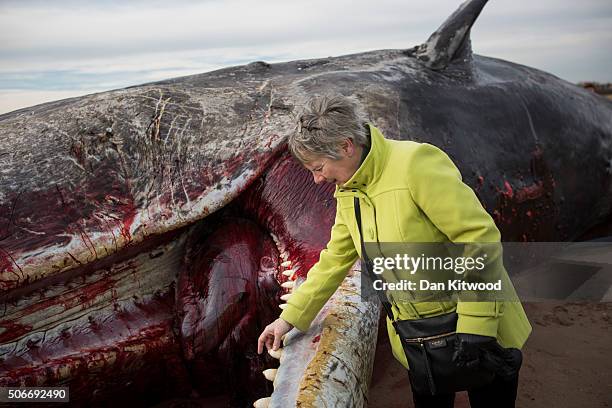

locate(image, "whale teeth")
[[280, 251, 289, 261], [253, 397, 270, 408], [280, 293, 292, 301], [280, 281, 295, 289], [279, 304, 287, 310], [262, 368, 277, 381], [282, 269, 293, 277], [281, 260, 291, 267], [268, 348, 283, 359]]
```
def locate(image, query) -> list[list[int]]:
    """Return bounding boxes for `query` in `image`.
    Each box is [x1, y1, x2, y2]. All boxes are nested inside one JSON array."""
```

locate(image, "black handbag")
[[353, 197, 495, 395]]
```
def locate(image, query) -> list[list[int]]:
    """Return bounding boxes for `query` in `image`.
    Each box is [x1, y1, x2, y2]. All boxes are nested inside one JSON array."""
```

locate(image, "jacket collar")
[[335, 124, 390, 196]]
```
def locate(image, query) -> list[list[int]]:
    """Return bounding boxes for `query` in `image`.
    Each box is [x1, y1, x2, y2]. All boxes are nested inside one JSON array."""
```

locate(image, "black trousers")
[[411, 371, 520, 408]]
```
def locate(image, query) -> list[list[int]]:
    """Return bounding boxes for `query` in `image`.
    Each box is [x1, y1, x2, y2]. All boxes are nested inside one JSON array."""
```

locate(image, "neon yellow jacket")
[[280, 124, 532, 369]]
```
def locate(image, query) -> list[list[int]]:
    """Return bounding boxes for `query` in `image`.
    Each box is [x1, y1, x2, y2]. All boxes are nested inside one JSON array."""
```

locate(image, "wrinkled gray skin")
[[0, 0, 611, 405], [1, 0, 611, 290]]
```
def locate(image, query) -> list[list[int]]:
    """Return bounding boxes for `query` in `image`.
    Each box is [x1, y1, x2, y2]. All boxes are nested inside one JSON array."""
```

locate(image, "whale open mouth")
[[0, 147, 352, 406]]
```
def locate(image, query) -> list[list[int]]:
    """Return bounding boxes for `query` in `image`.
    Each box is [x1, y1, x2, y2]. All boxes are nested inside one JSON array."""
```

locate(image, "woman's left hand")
[[453, 333, 522, 379]]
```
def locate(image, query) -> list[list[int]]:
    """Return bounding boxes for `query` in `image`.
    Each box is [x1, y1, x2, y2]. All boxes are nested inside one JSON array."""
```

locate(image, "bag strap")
[[354, 197, 398, 323]]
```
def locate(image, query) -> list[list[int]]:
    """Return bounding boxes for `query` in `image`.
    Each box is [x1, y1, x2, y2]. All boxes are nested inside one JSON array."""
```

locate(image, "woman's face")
[[302, 139, 363, 186]]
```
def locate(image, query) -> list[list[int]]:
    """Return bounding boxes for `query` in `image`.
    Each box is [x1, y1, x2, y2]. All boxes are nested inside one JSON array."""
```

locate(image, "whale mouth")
[[0, 150, 342, 406]]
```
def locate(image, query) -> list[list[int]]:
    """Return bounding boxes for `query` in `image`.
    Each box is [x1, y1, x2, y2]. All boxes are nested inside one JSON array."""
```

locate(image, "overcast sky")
[[0, 0, 610, 114]]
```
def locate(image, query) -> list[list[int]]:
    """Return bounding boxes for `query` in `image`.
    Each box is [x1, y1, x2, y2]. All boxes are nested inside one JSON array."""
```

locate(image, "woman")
[[257, 94, 531, 407]]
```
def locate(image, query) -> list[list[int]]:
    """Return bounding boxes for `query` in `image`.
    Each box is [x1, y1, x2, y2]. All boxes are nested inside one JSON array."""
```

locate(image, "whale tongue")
[[414, 0, 488, 71]]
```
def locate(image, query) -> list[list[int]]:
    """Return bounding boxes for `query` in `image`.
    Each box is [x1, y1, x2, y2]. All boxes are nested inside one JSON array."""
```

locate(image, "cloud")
[[0, 0, 610, 114], [0, 0, 433, 54], [0, 89, 107, 114]]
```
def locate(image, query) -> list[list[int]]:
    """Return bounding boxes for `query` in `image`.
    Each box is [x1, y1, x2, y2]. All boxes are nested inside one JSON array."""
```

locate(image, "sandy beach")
[[369, 302, 612, 407]]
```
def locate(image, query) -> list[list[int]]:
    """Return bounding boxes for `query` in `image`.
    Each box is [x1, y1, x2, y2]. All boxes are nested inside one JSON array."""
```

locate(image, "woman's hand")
[[257, 318, 294, 354], [452, 333, 522, 380]]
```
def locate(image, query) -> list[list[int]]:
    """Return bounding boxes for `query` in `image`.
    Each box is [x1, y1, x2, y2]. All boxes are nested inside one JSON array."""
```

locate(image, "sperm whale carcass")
[[1, 0, 612, 406]]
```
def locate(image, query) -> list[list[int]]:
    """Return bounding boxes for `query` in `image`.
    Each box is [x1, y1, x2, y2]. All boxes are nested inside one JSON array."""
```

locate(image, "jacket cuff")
[[456, 314, 499, 338], [455, 301, 503, 337], [279, 304, 311, 332]]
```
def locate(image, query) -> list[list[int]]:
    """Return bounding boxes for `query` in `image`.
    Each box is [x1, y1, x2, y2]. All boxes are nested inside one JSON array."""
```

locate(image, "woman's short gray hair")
[[289, 94, 369, 163]]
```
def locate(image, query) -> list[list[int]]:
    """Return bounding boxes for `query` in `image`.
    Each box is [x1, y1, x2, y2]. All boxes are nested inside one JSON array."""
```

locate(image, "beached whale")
[[1, 0, 611, 406]]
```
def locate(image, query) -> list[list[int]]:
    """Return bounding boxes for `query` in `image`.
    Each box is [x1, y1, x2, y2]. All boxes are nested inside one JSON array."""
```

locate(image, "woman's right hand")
[[257, 318, 294, 354]]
